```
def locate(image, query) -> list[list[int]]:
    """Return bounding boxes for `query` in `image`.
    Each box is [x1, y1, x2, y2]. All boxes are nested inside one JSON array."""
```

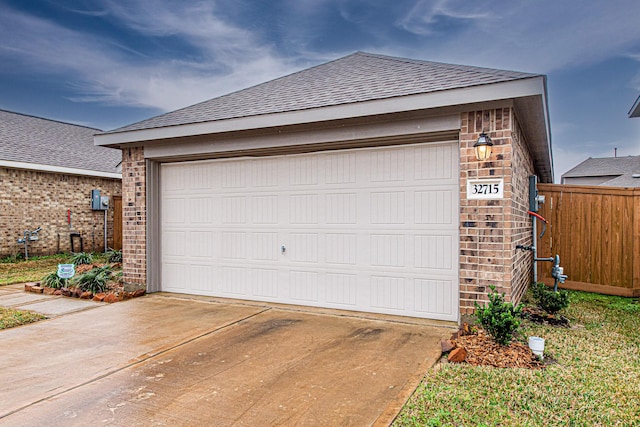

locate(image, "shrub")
[[475, 286, 523, 345], [41, 271, 67, 289], [71, 252, 93, 265], [532, 282, 570, 315], [107, 249, 122, 263], [73, 265, 112, 294]]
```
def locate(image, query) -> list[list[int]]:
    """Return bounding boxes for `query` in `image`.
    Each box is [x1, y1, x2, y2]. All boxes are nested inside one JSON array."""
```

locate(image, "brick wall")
[[121, 147, 146, 291], [459, 108, 535, 314], [509, 115, 536, 303], [0, 167, 121, 257]]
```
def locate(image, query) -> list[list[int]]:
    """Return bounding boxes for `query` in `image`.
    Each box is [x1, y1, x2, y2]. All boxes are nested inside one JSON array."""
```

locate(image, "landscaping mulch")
[[453, 330, 545, 369]]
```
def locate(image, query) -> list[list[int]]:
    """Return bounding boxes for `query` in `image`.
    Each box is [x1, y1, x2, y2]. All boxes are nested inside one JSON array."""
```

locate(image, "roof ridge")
[[0, 108, 102, 132], [355, 51, 540, 77]]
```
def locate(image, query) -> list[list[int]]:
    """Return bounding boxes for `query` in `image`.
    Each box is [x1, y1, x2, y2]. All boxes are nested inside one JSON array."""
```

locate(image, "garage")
[[160, 141, 459, 321], [96, 51, 553, 320]]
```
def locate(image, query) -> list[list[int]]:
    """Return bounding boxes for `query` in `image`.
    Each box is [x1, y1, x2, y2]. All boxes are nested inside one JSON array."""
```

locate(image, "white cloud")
[[396, 0, 640, 73], [0, 1, 300, 112]]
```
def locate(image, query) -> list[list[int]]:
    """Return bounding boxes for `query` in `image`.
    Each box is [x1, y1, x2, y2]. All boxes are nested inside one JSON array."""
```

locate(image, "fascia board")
[[95, 77, 546, 147], [0, 160, 122, 179], [629, 94, 640, 118]]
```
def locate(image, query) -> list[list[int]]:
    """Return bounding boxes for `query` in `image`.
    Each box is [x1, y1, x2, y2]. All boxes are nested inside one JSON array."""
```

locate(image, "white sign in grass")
[[57, 264, 76, 279]]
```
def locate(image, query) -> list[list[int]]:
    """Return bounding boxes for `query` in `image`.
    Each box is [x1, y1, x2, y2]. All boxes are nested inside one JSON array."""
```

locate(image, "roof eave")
[[629, 95, 640, 118], [96, 78, 542, 143], [0, 160, 122, 179], [95, 76, 552, 182]]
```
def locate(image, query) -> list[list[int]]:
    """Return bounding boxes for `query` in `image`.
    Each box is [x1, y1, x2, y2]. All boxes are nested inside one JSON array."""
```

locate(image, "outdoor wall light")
[[473, 132, 493, 161]]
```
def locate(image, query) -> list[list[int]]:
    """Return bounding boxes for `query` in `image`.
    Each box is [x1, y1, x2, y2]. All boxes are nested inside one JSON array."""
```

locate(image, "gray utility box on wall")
[[91, 189, 109, 211]]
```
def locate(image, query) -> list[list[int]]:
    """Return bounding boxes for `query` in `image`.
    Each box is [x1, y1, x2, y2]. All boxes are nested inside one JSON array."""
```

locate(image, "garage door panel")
[[160, 142, 459, 321], [221, 161, 247, 188], [325, 233, 357, 265], [289, 233, 318, 263], [370, 275, 406, 310], [325, 193, 357, 224], [413, 144, 456, 182], [289, 270, 319, 302], [414, 278, 455, 315], [413, 190, 454, 224], [252, 268, 279, 298], [163, 197, 186, 224], [188, 231, 214, 258], [325, 273, 357, 305], [252, 195, 278, 224], [370, 191, 406, 224], [371, 148, 406, 182], [222, 267, 249, 295], [163, 231, 186, 257], [414, 235, 454, 270], [325, 152, 357, 184], [187, 197, 215, 224], [251, 232, 279, 261], [370, 234, 405, 267], [221, 232, 247, 260]]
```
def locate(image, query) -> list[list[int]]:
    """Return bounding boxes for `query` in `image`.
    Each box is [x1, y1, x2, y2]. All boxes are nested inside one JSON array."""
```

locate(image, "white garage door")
[[160, 142, 459, 321]]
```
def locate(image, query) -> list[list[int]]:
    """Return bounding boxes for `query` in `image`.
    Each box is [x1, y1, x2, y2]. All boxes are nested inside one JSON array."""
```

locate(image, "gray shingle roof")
[[0, 110, 121, 174], [562, 156, 640, 177], [562, 156, 640, 187], [108, 51, 539, 133]]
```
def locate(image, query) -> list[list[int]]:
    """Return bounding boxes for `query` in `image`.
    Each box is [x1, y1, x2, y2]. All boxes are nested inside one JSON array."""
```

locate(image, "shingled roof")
[[562, 156, 640, 187], [0, 109, 121, 175], [109, 51, 539, 133]]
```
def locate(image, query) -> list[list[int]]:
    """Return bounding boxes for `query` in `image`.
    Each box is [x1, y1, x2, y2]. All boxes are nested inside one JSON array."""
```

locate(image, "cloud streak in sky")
[[0, 1, 300, 111], [1, 0, 639, 116]]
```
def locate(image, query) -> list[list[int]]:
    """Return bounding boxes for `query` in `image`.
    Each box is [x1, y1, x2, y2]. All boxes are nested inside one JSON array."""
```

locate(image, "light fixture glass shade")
[[473, 132, 493, 161]]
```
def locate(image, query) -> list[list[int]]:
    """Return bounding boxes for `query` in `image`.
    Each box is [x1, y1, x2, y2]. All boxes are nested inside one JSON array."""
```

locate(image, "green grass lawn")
[[0, 252, 111, 286], [0, 307, 46, 329], [0, 254, 73, 286], [394, 291, 640, 426]]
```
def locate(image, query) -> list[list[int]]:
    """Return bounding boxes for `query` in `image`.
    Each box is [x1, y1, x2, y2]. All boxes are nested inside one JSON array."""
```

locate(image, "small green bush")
[[532, 282, 570, 315], [71, 252, 93, 265], [41, 271, 67, 289], [107, 249, 122, 263], [475, 285, 523, 345], [73, 265, 112, 294]]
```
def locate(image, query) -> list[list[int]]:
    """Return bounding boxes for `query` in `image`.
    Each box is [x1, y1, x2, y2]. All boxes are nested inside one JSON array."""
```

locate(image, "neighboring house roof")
[[629, 95, 640, 118], [109, 52, 539, 133], [562, 156, 640, 187], [0, 109, 121, 177], [96, 51, 552, 181]]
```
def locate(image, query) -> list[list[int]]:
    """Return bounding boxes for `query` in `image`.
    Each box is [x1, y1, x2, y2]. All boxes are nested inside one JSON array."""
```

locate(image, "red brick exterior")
[[121, 147, 146, 291], [0, 167, 120, 257], [459, 108, 535, 314]]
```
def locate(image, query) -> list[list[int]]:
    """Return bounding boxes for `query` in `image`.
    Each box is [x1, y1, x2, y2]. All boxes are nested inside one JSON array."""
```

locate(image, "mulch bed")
[[453, 330, 545, 369], [442, 323, 545, 370]]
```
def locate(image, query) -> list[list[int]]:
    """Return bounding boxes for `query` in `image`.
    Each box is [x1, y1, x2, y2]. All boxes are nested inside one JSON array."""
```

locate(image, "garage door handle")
[[281, 245, 286, 254]]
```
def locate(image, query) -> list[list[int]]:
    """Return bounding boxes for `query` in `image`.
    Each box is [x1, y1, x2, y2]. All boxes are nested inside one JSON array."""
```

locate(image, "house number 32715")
[[467, 178, 504, 200]]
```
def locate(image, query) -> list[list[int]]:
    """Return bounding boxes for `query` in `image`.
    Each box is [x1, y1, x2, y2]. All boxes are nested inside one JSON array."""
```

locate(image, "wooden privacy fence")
[[113, 196, 123, 251], [537, 184, 640, 297]]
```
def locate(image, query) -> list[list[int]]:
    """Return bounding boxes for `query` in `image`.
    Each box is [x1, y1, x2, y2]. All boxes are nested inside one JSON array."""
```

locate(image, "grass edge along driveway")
[[394, 290, 640, 426]]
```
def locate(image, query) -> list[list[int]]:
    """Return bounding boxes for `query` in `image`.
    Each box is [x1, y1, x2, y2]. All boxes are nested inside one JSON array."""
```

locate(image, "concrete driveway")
[[0, 291, 451, 426]]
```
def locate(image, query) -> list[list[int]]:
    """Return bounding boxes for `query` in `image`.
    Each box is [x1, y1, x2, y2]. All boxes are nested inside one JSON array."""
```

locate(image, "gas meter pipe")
[[527, 211, 549, 283]]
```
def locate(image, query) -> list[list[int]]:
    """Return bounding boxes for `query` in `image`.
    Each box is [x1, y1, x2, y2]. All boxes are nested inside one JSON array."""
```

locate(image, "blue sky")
[[1, 0, 639, 181]]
